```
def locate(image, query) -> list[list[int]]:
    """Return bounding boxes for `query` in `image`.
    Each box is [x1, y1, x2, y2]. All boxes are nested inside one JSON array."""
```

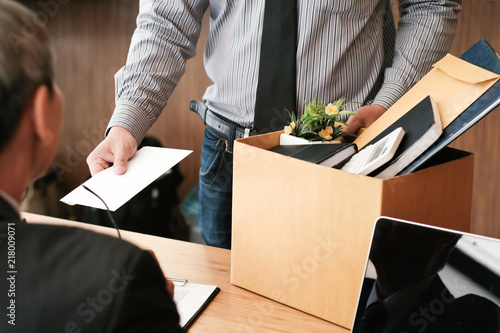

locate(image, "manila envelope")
[[355, 54, 500, 149]]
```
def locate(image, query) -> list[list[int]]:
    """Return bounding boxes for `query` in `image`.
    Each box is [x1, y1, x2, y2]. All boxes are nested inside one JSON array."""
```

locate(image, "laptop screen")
[[351, 217, 500, 333]]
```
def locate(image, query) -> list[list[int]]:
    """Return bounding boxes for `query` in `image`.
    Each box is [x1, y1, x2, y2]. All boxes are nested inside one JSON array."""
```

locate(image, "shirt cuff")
[[372, 81, 408, 110], [107, 102, 152, 145]]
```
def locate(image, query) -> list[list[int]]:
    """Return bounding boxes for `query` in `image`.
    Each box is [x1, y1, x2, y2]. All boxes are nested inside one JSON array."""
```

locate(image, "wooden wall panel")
[[390, 0, 500, 238], [18, 0, 211, 214], [448, 0, 500, 238], [19, 0, 500, 238]]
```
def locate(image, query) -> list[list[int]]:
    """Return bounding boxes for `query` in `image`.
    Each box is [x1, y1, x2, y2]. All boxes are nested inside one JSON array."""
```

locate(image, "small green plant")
[[284, 97, 357, 141]]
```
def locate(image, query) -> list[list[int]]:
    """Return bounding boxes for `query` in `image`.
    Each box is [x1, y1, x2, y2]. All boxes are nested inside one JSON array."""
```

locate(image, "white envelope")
[[61, 146, 192, 211]]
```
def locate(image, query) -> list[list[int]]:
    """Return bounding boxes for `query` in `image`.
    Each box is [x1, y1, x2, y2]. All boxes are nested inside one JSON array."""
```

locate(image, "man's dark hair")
[[0, 0, 54, 152]]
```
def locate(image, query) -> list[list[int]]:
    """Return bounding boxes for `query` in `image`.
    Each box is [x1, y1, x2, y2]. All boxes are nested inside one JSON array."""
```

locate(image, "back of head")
[[0, 0, 54, 152]]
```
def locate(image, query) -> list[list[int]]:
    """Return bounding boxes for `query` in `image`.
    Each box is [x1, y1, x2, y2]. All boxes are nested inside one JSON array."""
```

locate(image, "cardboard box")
[[230, 131, 473, 329]]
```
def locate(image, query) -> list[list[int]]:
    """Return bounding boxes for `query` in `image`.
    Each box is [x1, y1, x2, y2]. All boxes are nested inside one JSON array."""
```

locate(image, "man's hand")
[[341, 104, 387, 140], [86, 126, 138, 176]]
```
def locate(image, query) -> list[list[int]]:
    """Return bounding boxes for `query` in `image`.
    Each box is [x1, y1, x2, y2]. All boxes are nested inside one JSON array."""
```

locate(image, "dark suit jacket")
[[353, 276, 500, 333], [0, 196, 183, 332]]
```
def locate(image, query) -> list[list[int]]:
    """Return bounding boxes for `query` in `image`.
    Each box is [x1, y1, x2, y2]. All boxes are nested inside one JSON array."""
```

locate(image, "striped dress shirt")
[[109, 0, 461, 144]]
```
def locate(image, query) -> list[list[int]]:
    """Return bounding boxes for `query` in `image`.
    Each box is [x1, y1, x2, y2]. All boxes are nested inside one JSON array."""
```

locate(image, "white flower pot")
[[279, 133, 340, 145]]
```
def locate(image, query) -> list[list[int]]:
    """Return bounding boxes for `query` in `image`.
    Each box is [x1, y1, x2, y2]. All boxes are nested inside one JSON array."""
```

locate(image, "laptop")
[[350, 216, 500, 333]]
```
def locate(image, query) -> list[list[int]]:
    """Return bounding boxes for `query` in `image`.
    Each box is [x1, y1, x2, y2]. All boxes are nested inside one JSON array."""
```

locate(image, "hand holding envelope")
[[355, 54, 500, 149], [61, 146, 192, 211]]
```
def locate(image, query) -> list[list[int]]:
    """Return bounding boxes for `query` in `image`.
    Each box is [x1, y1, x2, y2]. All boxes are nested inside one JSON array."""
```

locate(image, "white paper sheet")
[[172, 281, 219, 328], [60, 146, 192, 211]]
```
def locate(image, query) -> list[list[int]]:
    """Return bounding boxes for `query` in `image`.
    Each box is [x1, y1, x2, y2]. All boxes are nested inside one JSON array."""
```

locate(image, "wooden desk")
[[22, 212, 349, 333]]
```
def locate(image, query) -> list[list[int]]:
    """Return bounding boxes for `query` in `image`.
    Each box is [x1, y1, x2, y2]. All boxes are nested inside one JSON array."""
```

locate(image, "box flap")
[[381, 148, 473, 232], [411, 146, 472, 171]]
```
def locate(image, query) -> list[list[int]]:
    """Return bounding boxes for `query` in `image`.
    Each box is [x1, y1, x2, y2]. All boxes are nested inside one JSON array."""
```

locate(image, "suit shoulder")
[[450, 294, 500, 332], [22, 222, 136, 245], [18, 223, 145, 265]]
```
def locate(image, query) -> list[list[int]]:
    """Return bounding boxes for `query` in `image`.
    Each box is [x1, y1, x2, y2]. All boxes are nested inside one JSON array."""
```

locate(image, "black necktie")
[[253, 0, 297, 134]]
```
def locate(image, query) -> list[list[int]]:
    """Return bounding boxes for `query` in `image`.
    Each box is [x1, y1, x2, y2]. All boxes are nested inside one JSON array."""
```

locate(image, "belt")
[[189, 100, 256, 140]]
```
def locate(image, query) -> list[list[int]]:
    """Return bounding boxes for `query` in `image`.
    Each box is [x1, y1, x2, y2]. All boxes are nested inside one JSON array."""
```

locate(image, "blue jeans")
[[198, 128, 234, 249]]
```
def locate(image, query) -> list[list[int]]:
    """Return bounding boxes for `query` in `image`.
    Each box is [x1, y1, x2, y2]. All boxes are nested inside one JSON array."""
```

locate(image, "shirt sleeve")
[[108, 0, 209, 144], [373, 0, 462, 109]]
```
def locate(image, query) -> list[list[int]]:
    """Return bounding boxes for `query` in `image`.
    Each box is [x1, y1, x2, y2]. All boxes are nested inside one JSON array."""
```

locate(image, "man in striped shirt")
[[87, 0, 461, 249]]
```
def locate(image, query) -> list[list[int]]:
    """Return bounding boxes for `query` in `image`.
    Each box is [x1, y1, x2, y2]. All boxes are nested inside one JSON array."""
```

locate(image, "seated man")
[[0, 1, 183, 331]]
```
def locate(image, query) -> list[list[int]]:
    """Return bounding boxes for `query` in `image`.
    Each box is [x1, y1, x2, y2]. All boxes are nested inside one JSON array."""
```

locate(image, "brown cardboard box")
[[230, 131, 473, 329]]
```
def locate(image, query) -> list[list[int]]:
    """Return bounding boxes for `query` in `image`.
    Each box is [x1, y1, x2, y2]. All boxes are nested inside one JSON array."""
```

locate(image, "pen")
[[167, 278, 188, 286]]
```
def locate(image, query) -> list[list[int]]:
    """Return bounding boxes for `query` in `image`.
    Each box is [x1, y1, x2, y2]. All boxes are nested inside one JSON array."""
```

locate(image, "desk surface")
[[22, 212, 349, 333]]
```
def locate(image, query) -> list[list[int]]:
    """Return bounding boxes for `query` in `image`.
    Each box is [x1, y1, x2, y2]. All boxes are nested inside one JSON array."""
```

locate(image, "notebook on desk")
[[350, 216, 500, 333]]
